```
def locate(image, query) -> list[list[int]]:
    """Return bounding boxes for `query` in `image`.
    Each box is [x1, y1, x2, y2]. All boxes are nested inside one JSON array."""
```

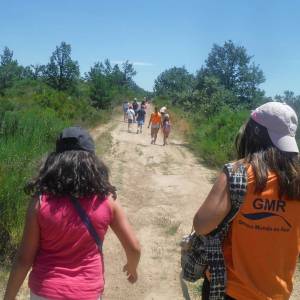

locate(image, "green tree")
[[154, 66, 194, 97], [0, 47, 23, 94], [103, 59, 112, 76], [122, 60, 137, 85], [28, 64, 46, 80], [44, 42, 79, 91], [110, 64, 124, 87], [200, 40, 265, 105], [86, 62, 111, 109]]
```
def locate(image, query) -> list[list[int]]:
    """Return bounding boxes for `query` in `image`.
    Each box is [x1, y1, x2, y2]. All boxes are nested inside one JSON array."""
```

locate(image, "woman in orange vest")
[[193, 102, 300, 300], [148, 106, 161, 144]]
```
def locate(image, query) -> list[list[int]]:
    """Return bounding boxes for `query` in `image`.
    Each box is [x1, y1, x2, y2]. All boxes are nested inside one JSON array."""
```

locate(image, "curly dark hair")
[[25, 150, 116, 199]]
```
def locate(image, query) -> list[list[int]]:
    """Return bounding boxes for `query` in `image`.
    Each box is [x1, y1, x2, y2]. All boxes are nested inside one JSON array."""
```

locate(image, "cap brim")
[[268, 131, 299, 153]]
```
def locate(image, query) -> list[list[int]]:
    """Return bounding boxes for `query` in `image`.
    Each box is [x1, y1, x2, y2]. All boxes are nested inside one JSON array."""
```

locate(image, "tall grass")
[[189, 108, 249, 166], [0, 108, 69, 261]]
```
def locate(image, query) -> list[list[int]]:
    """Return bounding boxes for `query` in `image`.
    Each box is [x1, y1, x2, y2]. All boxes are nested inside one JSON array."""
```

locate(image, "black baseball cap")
[[56, 126, 95, 153]]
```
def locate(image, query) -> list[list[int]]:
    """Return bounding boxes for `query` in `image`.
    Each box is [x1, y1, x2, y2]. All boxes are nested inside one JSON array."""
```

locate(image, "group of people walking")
[[123, 98, 147, 133], [4, 101, 300, 300], [123, 99, 171, 146]]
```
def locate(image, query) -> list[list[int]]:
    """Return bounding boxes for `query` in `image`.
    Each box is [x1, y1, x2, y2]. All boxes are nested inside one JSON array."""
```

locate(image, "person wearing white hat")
[[193, 102, 300, 300], [160, 106, 167, 114]]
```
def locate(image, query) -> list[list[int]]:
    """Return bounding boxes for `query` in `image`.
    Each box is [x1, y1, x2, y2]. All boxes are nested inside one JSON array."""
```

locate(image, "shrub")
[[189, 107, 249, 166], [0, 108, 69, 259]]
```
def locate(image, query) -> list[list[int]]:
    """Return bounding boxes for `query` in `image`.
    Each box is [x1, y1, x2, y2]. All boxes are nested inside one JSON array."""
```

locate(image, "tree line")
[[153, 40, 300, 165], [154, 40, 299, 113], [0, 41, 145, 109]]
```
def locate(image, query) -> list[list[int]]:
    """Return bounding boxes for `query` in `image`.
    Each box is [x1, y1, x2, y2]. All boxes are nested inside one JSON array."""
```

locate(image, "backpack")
[[180, 163, 247, 300]]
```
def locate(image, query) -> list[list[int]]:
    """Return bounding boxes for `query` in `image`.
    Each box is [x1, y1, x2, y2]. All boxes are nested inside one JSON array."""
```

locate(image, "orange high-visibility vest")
[[223, 166, 300, 300]]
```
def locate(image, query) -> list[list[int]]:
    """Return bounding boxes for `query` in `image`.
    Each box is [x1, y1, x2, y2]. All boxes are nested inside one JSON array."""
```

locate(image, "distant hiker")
[[141, 100, 147, 110], [148, 107, 161, 144], [162, 114, 171, 145], [160, 106, 168, 122], [135, 107, 146, 134], [127, 105, 135, 132], [4, 127, 141, 300], [132, 99, 139, 115], [193, 102, 300, 300], [160, 106, 167, 114], [123, 100, 129, 122]]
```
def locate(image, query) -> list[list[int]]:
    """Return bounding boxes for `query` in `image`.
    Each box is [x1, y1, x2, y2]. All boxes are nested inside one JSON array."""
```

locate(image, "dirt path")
[[93, 108, 300, 300], [92, 108, 216, 300]]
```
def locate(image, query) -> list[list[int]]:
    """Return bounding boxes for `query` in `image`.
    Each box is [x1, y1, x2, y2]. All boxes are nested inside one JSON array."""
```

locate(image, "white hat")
[[160, 106, 167, 113], [251, 102, 298, 153]]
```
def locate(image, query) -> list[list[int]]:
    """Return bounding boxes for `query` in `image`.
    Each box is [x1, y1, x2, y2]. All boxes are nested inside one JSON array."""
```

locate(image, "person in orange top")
[[193, 102, 300, 300], [148, 107, 161, 144]]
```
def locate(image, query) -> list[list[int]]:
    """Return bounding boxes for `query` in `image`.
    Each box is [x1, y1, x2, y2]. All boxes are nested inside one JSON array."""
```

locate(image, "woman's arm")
[[193, 172, 231, 235], [109, 197, 141, 283], [4, 198, 40, 300]]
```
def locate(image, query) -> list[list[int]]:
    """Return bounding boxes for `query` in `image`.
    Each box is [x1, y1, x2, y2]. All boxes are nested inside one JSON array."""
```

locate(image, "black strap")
[[70, 196, 103, 253], [209, 163, 247, 237]]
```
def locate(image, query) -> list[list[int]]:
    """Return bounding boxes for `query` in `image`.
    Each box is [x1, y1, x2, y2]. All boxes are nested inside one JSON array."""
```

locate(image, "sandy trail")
[[94, 108, 300, 300], [93, 108, 215, 300]]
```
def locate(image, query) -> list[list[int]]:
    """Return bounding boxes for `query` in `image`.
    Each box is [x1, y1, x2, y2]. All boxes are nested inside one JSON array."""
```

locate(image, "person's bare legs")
[[153, 128, 159, 144], [150, 127, 155, 143], [165, 132, 169, 145], [128, 120, 133, 132]]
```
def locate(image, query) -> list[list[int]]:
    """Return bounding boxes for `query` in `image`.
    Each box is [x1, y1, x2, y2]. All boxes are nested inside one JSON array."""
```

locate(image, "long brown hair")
[[235, 118, 300, 199]]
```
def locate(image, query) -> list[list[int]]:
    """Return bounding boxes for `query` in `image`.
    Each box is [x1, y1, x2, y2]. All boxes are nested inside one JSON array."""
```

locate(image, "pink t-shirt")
[[29, 194, 113, 300]]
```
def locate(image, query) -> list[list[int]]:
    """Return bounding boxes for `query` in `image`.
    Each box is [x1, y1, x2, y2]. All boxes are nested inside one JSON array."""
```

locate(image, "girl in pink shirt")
[[4, 127, 141, 300]]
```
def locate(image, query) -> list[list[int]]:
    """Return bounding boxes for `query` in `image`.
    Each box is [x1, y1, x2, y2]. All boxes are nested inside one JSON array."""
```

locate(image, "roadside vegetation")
[[154, 40, 300, 167], [0, 42, 147, 262]]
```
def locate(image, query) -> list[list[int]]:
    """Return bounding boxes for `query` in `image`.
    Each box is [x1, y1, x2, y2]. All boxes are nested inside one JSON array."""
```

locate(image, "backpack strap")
[[206, 162, 247, 300], [70, 196, 103, 253], [219, 162, 247, 232]]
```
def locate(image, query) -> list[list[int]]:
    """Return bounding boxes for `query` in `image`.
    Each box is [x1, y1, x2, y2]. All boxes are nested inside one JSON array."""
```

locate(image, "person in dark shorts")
[[132, 99, 139, 114], [135, 107, 146, 134]]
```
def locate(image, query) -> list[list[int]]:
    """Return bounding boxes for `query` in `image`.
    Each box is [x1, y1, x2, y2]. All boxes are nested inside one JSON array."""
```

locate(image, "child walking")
[[4, 127, 141, 300], [162, 114, 171, 145], [126, 105, 135, 132]]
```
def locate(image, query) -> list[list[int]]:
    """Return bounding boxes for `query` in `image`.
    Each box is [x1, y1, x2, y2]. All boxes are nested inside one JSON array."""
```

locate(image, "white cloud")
[[132, 61, 154, 66], [111, 60, 153, 66]]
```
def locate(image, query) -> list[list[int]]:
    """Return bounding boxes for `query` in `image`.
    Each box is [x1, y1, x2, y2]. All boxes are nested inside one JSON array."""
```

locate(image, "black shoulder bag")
[[180, 163, 247, 300], [70, 196, 103, 253]]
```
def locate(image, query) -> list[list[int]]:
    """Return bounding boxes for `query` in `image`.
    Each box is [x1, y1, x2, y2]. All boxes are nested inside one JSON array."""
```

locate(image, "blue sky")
[[0, 0, 299, 96]]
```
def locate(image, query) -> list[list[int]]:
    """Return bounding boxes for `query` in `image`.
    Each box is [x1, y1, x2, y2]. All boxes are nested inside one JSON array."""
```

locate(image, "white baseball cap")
[[160, 106, 167, 113], [251, 102, 298, 153]]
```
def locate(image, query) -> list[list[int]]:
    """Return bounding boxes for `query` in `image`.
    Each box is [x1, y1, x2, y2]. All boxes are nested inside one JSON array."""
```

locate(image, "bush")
[[0, 107, 69, 260], [189, 108, 249, 166]]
